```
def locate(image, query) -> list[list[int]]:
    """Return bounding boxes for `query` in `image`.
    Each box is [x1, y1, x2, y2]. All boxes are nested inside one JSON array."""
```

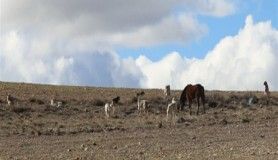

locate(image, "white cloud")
[[136, 15, 278, 90], [0, 31, 144, 87]]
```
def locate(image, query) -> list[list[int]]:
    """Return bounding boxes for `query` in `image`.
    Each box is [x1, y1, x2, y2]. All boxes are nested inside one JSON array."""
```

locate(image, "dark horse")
[[179, 84, 205, 115]]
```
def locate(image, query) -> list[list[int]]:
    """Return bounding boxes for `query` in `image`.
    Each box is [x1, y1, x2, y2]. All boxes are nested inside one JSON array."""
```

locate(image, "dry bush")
[[209, 93, 226, 103], [208, 101, 218, 108], [12, 106, 33, 113], [29, 98, 45, 105], [129, 96, 138, 104], [43, 105, 59, 112], [241, 117, 251, 123], [92, 99, 105, 106], [227, 94, 240, 103], [206, 93, 226, 108], [150, 96, 165, 104]]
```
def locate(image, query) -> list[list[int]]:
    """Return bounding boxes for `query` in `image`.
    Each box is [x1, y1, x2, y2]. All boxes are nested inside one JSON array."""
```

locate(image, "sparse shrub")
[[122, 96, 137, 105], [220, 118, 228, 125], [251, 96, 259, 104], [241, 118, 250, 123], [44, 105, 59, 112], [130, 96, 138, 104], [145, 121, 153, 125], [29, 98, 45, 105], [177, 117, 186, 123], [210, 93, 226, 104], [208, 101, 218, 108], [12, 106, 33, 113], [226, 94, 240, 104], [92, 99, 105, 106], [151, 96, 164, 104]]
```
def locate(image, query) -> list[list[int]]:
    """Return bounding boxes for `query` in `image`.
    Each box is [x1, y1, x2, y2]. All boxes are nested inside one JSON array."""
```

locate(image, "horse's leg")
[[186, 95, 191, 115], [197, 97, 200, 115], [188, 99, 192, 115], [177, 102, 180, 111], [179, 101, 183, 111]]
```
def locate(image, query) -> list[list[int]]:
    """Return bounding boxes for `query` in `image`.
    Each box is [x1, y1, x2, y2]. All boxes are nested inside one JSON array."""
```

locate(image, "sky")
[[0, 0, 277, 90]]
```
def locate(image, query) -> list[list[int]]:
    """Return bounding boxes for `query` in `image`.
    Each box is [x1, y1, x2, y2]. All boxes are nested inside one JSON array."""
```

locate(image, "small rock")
[[92, 142, 97, 146], [84, 147, 88, 151], [157, 122, 163, 128], [192, 136, 197, 140], [81, 144, 85, 148], [241, 118, 250, 123], [113, 145, 118, 149], [67, 149, 72, 152], [260, 135, 265, 138]]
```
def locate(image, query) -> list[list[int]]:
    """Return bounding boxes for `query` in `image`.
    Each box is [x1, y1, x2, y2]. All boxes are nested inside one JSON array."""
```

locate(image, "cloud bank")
[[136, 16, 278, 90], [1, 15, 277, 90], [0, 32, 143, 87]]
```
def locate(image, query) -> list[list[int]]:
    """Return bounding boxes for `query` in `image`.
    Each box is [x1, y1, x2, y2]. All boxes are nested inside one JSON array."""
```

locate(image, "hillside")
[[0, 82, 277, 159]]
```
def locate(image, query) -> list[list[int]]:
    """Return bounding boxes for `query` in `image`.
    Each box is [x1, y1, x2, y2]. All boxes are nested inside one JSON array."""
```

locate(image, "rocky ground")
[[0, 82, 277, 160]]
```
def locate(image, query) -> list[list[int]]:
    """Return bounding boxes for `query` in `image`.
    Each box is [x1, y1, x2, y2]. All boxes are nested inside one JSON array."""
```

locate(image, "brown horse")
[[179, 84, 205, 115]]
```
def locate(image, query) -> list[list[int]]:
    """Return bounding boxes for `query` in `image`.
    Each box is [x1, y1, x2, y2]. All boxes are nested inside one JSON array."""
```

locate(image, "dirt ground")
[[0, 82, 277, 160]]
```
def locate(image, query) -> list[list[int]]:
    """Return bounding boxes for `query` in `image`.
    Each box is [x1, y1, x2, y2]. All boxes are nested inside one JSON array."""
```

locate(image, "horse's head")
[[179, 100, 185, 110], [179, 86, 188, 111], [264, 81, 268, 86]]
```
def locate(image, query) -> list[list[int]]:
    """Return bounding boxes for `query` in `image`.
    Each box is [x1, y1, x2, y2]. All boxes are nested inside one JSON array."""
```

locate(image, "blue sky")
[[1, 0, 278, 90], [117, 0, 277, 60]]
